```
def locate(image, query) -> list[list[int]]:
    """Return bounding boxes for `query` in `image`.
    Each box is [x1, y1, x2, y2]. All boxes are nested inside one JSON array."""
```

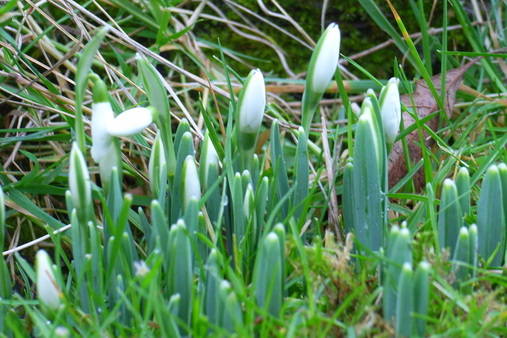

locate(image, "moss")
[[195, 1, 467, 79]]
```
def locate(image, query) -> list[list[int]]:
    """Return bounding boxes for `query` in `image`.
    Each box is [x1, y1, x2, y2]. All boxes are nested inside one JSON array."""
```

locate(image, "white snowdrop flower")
[[309, 23, 341, 93], [36, 250, 61, 310], [238, 69, 266, 134], [379, 78, 401, 144], [91, 102, 114, 163], [106, 107, 157, 137]]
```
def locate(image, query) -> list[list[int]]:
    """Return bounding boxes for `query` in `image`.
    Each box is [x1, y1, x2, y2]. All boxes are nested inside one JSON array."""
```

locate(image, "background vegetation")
[[0, 0, 506, 336]]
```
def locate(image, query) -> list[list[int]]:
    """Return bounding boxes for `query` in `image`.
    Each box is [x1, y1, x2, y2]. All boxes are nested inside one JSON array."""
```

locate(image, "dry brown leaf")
[[388, 60, 479, 190]]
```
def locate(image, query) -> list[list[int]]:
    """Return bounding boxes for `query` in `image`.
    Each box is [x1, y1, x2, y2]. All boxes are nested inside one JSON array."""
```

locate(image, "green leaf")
[[137, 56, 176, 175], [413, 261, 430, 337], [452, 227, 471, 283], [383, 225, 412, 323], [438, 179, 462, 253], [270, 120, 290, 219], [293, 128, 309, 221], [395, 263, 413, 337], [477, 165, 505, 266], [0, 0, 17, 16], [455, 167, 471, 217], [252, 232, 283, 317], [74, 27, 108, 153], [168, 220, 193, 327], [204, 249, 222, 327]]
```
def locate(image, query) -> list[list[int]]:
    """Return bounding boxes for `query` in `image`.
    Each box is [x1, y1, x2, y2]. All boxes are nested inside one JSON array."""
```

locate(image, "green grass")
[[0, 0, 506, 337]]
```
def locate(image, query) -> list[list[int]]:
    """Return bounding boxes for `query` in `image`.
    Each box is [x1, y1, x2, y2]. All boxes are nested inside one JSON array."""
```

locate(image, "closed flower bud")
[[69, 143, 91, 220], [36, 250, 61, 310], [238, 69, 265, 133], [200, 131, 219, 188], [148, 134, 166, 197], [106, 106, 157, 137], [308, 23, 341, 94], [301, 23, 341, 133], [237, 69, 265, 151], [358, 99, 381, 166], [379, 78, 401, 144], [182, 155, 201, 208], [243, 183, 255, 218]]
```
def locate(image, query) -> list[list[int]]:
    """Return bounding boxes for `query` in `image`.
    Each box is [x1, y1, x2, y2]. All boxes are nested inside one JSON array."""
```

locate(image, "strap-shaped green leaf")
[[75, 27, 108, 153]]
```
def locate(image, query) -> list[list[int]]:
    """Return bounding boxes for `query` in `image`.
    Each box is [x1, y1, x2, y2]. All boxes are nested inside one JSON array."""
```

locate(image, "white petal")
[[380, 78, 401, 144], [91, 102, 114, 163], [98, 142, 120, 183], [106, 107, 154, 137], [36, 250, 60, 310], [238, 69, 266, 133], [311, 23, 341, 93]]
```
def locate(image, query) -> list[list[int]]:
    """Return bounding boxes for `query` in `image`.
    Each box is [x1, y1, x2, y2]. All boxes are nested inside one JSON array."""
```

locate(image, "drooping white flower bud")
[[237, 69, 265, 151], [238, 69, 266, 134], [36, 250, 61, 310], [91, 102, 115, 163], [308, 23, 341, 94], [90, 76, 114, 163], [182, 155, 201, 208], [379, 77, 401, 144], [302, 23, 341, 132], [106, 106, 157, 137]]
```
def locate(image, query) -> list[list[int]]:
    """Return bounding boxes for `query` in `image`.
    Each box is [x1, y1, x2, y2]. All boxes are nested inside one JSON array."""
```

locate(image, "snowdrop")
[[106, 106, 157, 137], [308, 23, 341, 94], [302, 23, 341, 132], [237, 69, 265, 151], [379, 77, 401, 144], [36, 250, 61, 310], [90, 78, 114, 163], [90, 76, 158, 187]]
